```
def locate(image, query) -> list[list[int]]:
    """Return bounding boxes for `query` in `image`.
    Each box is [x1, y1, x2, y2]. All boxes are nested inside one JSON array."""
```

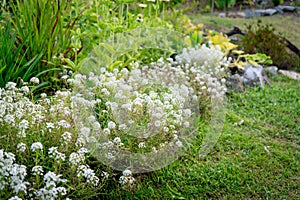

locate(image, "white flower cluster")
[[77, 165, 100, 186], [68, 148, 88, 166], [119, 169, 135, 186], [72, 64, 196, 153], [0, 43, 228, 197], [31, 142, 43, 152], [175, 44, 228, 99], [0, 149, 29, 194], [72, 44, 228, 157], [48, 147, 66, 163], [31, 171, 67, 199], [0, 84, 46, 138], [0, 149, 68, 199], [0, 82, 106, 199]]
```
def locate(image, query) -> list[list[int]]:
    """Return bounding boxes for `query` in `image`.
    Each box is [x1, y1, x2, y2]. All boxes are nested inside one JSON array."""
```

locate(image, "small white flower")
[[101, 171, 109, 179], [77, 165, 99, 186], [122, 169, 132, 176], [8, 196, 22, 200], [175, 140, 183, 147], [138, 142, 146, 149], [18, 119, 29, 130], [17, 142, 26, 152], [183, 109, 192, 117], [46, 122, 55, 132], [107, 121, 116, 129], [75, 137, 85, 148], [48, 147, 66, 162], [101, 88, 110, 96], [32, 165, 44, 176], [57, 120, 71, 129], [20, 86, 29, 94], [4, 114, 15, 125], [40, 93, 47, 98], [103, 128, 110, 135], [154, 120, 161, 127], [119, 173, 135, 185], [78, 147, 89, 155], [80, 127, 90, 137], [183, 121, 190, 127], [60, 131, 72, 144], [113, 137, 121, 144], [163, 127, 169, 132], [93, 121, 101, 130], [173, 134, 178, 140], [118, 124, 127, 130], [61, 75, 68, 80], [44, 171, 66, 183], [30, 77, 40, 84], [5, 82, 17, 90], [119, 176, 128, 185], [30, 142, 43, 152], [88, 115, 96, 123], [69, 152, 84, 166]]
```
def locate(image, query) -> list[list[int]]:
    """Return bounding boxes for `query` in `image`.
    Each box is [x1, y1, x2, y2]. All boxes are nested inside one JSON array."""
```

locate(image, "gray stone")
[[226, 74, 244, 92], [265, 66, 278, 77], [244, 9, 262, 18], [276, 6, 297, 12], [255, 9, 278, 16], [219, 13, 226, 18], [278, 70, 300, 80], [274, 7, 284, 14], [242, 65, 271, 88]]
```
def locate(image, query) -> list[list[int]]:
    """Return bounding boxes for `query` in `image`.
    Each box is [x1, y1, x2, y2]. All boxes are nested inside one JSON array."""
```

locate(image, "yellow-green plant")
[[231, 50, 273, 69]]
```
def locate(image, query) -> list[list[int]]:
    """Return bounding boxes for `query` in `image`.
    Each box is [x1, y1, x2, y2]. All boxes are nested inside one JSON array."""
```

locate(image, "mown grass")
[[105, 75, 299, 199], [190, 14, 300, 48]]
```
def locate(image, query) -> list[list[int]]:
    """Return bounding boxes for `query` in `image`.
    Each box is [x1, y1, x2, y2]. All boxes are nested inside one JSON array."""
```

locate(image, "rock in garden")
[[255, 9, 278, 16], [274, 7, 284, 14], [278, 70, 300, 80], [244, 9, 262, 18], [242, 65, 271, 88], [219, 13, 226, 18], [276, 6, 297, 12], [265, 66, 278, 77]]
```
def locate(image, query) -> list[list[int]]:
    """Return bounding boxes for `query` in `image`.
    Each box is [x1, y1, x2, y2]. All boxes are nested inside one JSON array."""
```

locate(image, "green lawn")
[[105, 75, 300, 199]]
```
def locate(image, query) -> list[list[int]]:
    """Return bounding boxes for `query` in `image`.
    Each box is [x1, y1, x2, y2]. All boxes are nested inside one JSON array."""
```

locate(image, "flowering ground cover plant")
[[0, 43, 228, 198], [0, 81, 110, 199]]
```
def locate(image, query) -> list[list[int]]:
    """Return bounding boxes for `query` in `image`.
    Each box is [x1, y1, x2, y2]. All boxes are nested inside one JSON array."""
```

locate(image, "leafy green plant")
[[230, 51, 273, 69], [212, 0, 236, 10], [2, 0, 83, 92], [241, 20, 300, 70], [0, 22, 43, 87], [271, 0, 283, 6]]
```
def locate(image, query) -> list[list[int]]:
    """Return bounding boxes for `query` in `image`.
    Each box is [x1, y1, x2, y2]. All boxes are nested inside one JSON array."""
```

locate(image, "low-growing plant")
[[0, 82, 112, 199], [230, 50, 273, 69]]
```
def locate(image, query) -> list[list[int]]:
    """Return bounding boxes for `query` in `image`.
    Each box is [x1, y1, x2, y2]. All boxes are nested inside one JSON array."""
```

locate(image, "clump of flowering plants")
[[0, 81, 110, 199], [72, 39, 228, 173], [0, 41, 228, 198]]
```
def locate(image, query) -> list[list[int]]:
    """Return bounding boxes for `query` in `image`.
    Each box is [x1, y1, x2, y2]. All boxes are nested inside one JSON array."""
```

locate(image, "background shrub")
[[241, 20, 300, 70]]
